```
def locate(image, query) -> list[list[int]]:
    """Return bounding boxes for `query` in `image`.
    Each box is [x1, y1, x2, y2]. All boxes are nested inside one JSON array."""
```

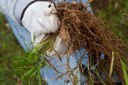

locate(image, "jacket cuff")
[[14, 0, 48, 24]]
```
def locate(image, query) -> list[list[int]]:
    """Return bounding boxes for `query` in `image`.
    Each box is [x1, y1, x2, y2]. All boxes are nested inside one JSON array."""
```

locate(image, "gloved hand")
[[22, 1, 60, 45]]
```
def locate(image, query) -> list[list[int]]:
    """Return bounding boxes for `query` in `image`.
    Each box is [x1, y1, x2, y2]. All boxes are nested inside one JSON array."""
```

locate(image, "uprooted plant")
[[54, 2, 128, 84]]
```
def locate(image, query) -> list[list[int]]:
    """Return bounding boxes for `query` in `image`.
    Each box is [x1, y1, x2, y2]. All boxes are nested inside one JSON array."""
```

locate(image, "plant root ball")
[[54, 2, 128, 84]]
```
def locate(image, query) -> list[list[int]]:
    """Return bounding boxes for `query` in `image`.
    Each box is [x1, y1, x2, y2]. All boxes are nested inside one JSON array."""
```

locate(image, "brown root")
[[52, 2, 128, 84]]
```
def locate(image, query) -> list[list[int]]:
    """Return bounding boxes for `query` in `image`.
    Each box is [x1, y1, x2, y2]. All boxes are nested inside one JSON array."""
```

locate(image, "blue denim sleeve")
[[6, 16, 33, 51], [40, 48, 89, 85], [0, 0, 17, 18]]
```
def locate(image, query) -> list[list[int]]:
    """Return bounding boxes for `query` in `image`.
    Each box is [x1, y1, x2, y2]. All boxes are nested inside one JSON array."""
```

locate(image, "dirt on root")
[[52, 2, 128, 84]]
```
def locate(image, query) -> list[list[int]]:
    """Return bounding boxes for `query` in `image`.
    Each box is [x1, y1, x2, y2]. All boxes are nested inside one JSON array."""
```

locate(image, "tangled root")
[[50, 2, 128, 84]]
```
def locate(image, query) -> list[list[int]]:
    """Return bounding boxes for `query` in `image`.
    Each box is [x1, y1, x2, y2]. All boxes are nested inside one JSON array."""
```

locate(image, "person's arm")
[[0, 0, 48, 22], [0, 0, 59, 44], [0, 0, 17, 19]]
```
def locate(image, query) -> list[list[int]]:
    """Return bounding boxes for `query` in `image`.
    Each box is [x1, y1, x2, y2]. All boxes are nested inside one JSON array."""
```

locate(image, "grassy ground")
[[0, 13, 24, 85], [0, 0, 128, 84]]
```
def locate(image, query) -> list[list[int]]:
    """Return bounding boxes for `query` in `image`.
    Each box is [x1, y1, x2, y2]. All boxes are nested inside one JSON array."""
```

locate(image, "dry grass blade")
[[44, 56, 60, 73], [55, 72, 66, 80], [109, 51, 115, 78]]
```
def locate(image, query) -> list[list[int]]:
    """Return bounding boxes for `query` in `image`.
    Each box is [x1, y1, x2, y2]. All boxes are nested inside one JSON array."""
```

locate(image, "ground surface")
[[0, 14, 24, 85]]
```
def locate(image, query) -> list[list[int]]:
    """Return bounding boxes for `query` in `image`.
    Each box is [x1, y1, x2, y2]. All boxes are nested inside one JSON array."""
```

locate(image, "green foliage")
[[13, 48, 43, 85], [0, 13, 24, 85], [120, 59, 128, 85], [13, 37, 55, 85]]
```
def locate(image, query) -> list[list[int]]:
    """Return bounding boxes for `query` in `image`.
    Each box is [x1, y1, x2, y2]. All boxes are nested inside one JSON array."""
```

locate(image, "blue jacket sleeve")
[[0, 0, 17, 19], [0, 0, 44, 23]]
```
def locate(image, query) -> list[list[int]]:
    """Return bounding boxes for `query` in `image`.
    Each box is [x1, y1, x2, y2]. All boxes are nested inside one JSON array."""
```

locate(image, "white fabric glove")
[[54, 36, 67, 55], [22, 1, 66, 55], [22, 1, 60, 45]]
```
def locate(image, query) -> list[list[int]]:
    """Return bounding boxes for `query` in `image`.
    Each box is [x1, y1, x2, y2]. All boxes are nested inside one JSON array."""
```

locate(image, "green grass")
[[0, 13, 24, 85], [13, 37, 55, 85], [120, 58, 128, 85]]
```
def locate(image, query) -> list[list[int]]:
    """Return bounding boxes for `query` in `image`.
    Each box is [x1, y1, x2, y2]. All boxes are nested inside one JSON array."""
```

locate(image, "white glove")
[[54, 36, 67, 55], [22, 1, 60, 45], [22, 1, 67, 55]]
